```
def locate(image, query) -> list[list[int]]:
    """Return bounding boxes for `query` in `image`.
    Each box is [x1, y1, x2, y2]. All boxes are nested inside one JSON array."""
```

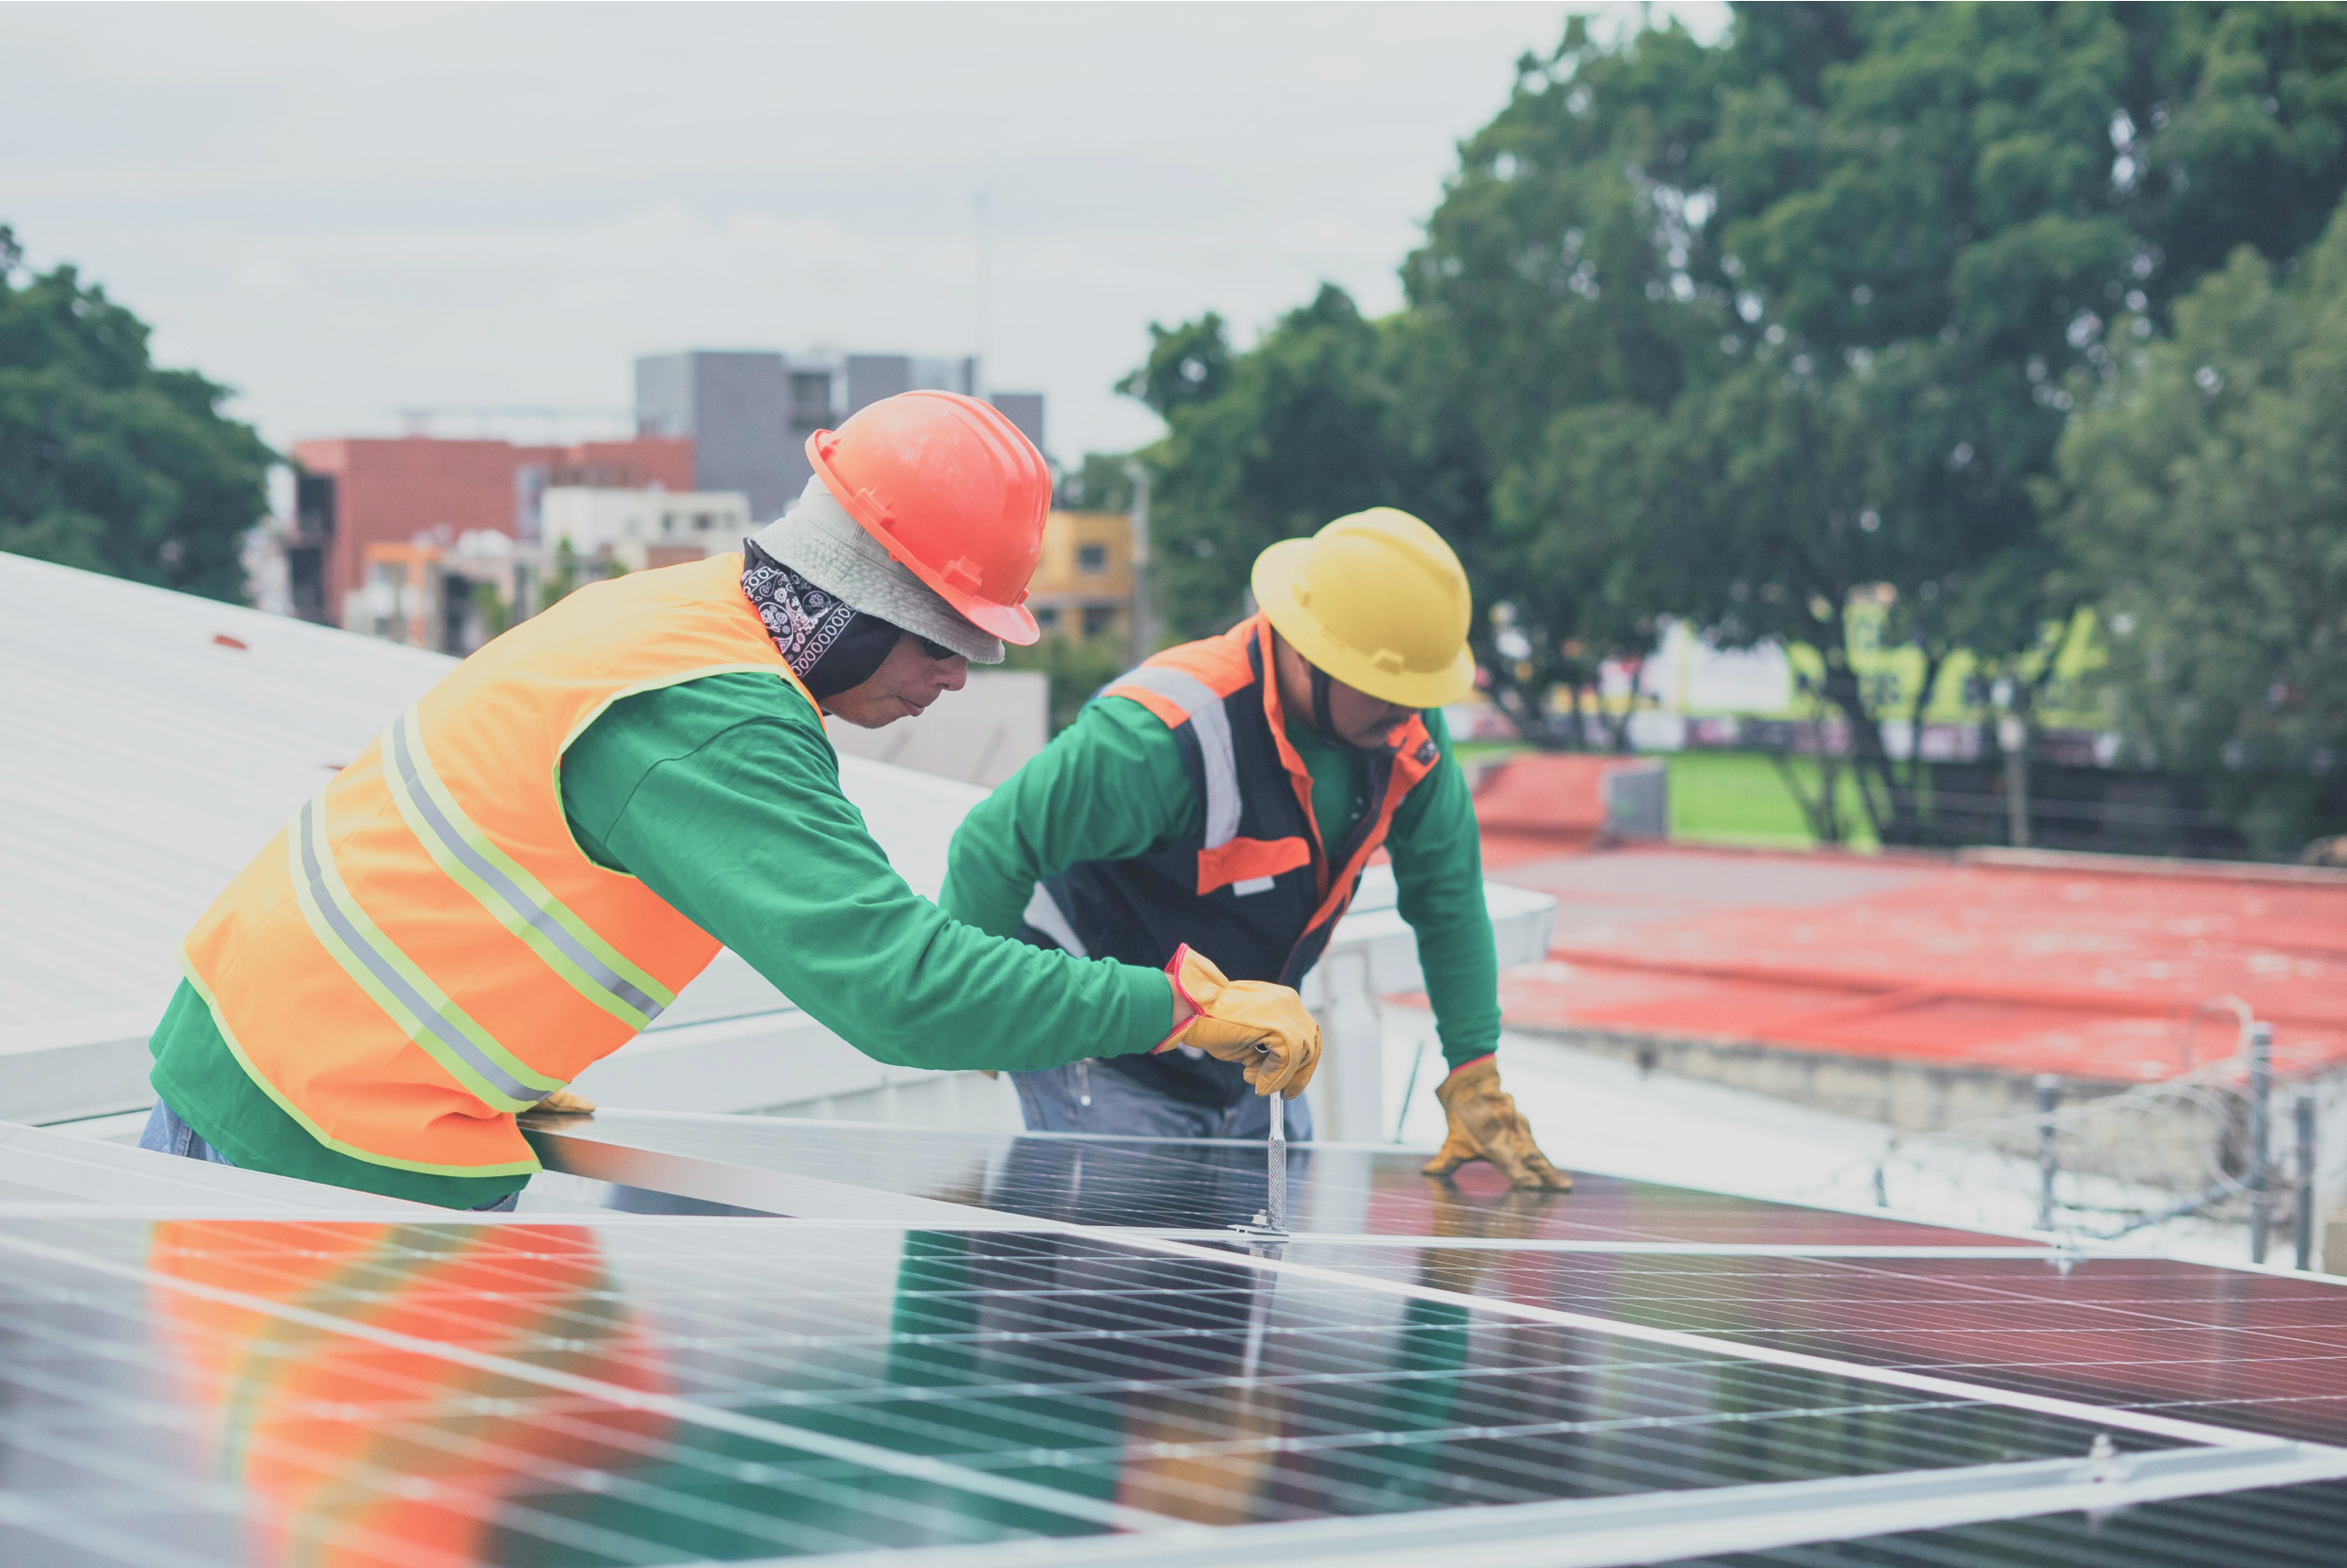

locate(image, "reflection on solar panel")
[[6, 1110, 2347, 1566], [527, 1111, 2027, 1247], [1288, 1248, 2347, 1447]]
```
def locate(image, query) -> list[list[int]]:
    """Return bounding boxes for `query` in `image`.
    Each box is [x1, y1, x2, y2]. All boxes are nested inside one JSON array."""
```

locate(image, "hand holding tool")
[[532, 1087, 597, 1117], [1157, 945, 1321, 1098], [1421, 1056, 1571, 1190]]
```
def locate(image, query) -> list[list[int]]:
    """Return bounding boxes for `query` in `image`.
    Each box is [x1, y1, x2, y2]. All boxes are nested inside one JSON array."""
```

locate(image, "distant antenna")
[[972, 189, 991, 395]]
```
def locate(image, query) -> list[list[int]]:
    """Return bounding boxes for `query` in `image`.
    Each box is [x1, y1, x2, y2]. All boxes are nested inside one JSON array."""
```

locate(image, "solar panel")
[[526, 1112, 2034, 1249], [0, 1213, 2280, 1567], [1285, 1247, 2347, 1447], [11, 1105, 2347, 1567]]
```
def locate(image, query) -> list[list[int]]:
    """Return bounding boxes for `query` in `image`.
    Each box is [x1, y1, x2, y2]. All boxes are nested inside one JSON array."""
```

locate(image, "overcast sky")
[[3, 2, 1725, 467]]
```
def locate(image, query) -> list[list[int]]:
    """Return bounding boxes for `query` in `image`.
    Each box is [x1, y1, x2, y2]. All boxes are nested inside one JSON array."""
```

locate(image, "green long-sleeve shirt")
[[149, 671, 1174, 1207], [939, 694, 1500, 1075]]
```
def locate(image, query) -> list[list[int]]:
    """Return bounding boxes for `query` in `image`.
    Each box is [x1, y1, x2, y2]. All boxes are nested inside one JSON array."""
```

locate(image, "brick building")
[[283, 435, 692, 626]]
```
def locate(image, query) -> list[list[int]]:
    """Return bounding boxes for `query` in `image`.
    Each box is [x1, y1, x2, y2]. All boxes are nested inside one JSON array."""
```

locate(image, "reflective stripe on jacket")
[[180, 553, 818, 1177], [1022, 614, 1438, 1107]]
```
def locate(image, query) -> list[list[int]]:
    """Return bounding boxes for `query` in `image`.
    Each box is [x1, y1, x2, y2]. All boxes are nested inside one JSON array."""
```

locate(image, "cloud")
[[2, 2, 1728, 460]]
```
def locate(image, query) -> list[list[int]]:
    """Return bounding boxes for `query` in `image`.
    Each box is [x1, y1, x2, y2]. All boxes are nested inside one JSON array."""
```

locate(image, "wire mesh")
[[1862, 1011, 2336, 1256]]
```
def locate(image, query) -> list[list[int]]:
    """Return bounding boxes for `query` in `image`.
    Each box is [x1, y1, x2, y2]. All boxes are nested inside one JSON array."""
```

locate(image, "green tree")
[[1051, 451, 1136, 514], [2050, 210, 2347, 854], [1394, 17, 1731, 745], [1116, 312, 1233, 418], [0, 226, 273, 601], [1484, 401, 1687, 747], [1111, 4, 2347, 830], [1128, 286, 1433, 639], [1406, 2, 2347, 835]]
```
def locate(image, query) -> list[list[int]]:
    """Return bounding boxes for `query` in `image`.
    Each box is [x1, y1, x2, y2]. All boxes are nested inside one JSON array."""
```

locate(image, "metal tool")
[[1229, 1043, 1291, 1241], [1266, 1090, 1288, 1234]]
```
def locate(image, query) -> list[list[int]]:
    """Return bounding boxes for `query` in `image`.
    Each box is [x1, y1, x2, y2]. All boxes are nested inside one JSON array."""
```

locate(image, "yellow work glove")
[[532, 1087, 597, 1117], [1422, 1055, 1570, 1189], [1158, 944, 1321, 1098]]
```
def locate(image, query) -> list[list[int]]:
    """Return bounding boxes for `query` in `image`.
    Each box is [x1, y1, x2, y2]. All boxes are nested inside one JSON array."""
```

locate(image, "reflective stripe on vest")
[[1112, 664, 1242, 848], [287, 791, 564, 1113], [1080, 617, 1442, 986], [181, 553, 819, 1178], [384, 705, 673, 1030]]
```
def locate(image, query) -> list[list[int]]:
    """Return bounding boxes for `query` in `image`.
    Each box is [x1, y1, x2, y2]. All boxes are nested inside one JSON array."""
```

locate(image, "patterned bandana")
[[740, 540, 900, 699]]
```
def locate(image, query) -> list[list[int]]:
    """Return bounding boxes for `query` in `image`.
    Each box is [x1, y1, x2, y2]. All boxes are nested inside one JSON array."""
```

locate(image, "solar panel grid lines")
[[667, 1450, 2347, 1568], [0, 1221, 1186, 1540], [287, 1225, 2163, 1503], [1284, 1246, 2347, 1448], [0, 1213, 2255, 1568], [4, 1300, 883, 1568], [15, 1107, 2347, 1568], [1093, 1230, 2303, 1455]]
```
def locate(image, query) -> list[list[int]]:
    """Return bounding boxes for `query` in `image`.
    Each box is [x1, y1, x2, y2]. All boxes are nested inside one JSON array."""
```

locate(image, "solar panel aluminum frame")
[[519, 1110, 2054, 1250], [722, 1444, 2347, 1568], [520, 1124, 1055, 1228]]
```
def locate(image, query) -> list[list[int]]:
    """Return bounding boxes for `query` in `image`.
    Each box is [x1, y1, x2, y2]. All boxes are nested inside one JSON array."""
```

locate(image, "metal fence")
[[1868, 1009, 2339, 1268]]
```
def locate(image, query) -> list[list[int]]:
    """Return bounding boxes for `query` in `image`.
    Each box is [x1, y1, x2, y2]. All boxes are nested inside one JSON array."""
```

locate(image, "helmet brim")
[[955, 594, 1042, 645], [886, 544, 1040, 644], [1252, 539, 1478, 709]]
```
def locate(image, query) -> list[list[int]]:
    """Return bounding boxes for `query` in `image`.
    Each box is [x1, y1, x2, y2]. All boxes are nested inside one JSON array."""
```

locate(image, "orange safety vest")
[[181, 553, 818, 1178]]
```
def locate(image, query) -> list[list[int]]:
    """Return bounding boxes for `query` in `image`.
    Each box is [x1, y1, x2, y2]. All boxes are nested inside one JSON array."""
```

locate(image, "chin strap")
[[1309, 663, 1341, 744], [1305, 656, 1424, 753]]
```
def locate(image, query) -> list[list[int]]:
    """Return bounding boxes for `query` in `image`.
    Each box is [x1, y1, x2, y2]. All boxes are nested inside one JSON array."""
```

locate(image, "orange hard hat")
[[805, 390, 1050, 645]]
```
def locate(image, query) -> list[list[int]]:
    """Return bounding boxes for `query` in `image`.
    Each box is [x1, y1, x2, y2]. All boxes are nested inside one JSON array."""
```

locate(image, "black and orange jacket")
[[1019, 616, 1441, 1107]]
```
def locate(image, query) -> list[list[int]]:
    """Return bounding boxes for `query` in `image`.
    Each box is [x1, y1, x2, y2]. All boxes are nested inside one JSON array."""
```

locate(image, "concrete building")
[[634, 348, 1044, 523], [1027, 509, 1133, 641], [987, 389, 1044, 456], [347, 531, 524, 655], [286, 435, 692, 629], [540, 487, 753, 574]]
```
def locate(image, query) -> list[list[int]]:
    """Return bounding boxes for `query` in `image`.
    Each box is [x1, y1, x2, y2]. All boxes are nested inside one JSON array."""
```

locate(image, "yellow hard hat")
[[1250, 508, 1476, 709]]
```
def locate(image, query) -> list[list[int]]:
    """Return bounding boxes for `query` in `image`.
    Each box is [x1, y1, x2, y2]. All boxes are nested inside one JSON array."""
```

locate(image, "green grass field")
[[1457, 742, 1883, 850], [1663, 751, 1880, 850]]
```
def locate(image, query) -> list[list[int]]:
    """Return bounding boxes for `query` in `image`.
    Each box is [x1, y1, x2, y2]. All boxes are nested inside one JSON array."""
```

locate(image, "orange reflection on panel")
[[147, 1221, 669, 1568]]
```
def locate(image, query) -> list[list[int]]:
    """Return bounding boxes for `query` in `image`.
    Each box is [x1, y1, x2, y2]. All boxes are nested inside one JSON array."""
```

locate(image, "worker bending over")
[[942, 509, 1565, 1188], [139, 393, 1319, 1209]]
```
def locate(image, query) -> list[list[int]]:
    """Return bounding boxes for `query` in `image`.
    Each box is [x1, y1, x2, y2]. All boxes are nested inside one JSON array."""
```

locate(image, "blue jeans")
[[138, 1100, 522, 1212], [1010, 1059, 1312, 1140]]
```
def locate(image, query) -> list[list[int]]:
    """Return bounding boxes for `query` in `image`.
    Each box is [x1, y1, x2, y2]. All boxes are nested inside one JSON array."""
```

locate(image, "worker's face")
[[825, 631, 967, 728], [1271, 633, 1414, 749]]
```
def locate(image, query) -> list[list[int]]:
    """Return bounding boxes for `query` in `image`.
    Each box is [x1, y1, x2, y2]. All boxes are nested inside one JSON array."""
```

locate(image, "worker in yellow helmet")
[[942, 509, 1567, 1188]]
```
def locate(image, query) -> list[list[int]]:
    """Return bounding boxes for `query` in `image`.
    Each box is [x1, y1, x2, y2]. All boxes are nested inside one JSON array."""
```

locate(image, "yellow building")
[[1027, 509, 1133, 641]]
